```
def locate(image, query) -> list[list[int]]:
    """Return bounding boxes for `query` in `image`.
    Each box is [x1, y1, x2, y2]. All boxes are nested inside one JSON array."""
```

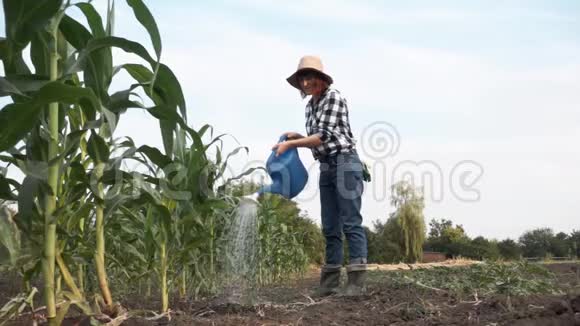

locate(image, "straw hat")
[[286, 55, 334, 90]]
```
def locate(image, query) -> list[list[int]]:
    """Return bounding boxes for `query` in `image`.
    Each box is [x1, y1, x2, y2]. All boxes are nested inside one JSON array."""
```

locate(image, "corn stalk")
[[42, 9, 66, 323], [159, 242, 168, 313], [94, 162, 113, 307]]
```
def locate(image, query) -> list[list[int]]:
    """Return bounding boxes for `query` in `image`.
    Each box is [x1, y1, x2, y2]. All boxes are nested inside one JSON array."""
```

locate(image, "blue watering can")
[[255, 135, 309, 199]]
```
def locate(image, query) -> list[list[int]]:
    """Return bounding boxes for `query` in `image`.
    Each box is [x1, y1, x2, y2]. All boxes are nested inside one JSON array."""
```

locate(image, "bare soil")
[[3, 262, 580, 325]]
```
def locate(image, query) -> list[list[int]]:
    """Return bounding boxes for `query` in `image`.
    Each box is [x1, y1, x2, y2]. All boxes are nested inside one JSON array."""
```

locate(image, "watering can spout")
[[257, 135, 309, 199]]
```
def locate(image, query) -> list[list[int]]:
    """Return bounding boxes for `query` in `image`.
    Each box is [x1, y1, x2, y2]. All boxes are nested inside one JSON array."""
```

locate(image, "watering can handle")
[[270, 134, 289, 154]]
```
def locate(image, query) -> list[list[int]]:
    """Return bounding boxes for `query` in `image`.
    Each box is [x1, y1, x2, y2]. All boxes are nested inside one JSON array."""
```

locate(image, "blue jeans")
[[319, 152, 368, 266]]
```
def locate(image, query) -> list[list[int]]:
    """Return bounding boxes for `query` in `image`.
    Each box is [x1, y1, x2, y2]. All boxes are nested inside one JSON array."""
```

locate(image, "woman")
[[272, 55, 368, 296]]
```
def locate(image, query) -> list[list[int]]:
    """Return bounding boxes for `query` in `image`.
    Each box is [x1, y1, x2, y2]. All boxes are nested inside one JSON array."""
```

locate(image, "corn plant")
[[255, 194, 310, 285], [0, 0, 183, 322], [138, 127, 254, 310], [0, 1, 327, 324]]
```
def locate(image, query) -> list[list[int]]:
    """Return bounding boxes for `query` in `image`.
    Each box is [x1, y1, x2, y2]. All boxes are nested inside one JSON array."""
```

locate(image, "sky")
[[1, 1, 579, 240]]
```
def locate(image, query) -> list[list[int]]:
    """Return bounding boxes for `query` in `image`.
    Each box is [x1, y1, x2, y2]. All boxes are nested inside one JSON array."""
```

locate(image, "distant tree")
[[366, 219, 404, 264], [497, 239, 522, 260], [519, 228, 554, 258], [467, 236, 500, 260], [390, 181, 426, 263], [365, 227, 377, 261], [426, 221, 577, 261], [550, 232, 570, 258], [428, 219, 454, 238], [569, 230, 580, 258], [424, 218, 470, 258]]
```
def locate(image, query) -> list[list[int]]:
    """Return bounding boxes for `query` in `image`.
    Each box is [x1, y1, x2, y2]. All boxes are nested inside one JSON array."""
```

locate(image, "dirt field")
[[2, 262, 580, 325]]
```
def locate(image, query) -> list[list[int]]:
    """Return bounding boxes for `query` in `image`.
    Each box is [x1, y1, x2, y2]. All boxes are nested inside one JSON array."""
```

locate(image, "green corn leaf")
[[159, 119, 174, 158], [0, 81, 100, 151], [126, 0, 161, 59], [124, 242, 147, 263], [106, 0, 115, 36], [154, 203, 172, 235], [75, 3, 113, 96], [2, 0, 63, 51], [65, 36, 156, 75], [59, 16, 113, 100], [108, 84, 145, 112], [29, 30, 51, 77], [0, 39, 31, 76], [198, 124, 213, 138], [0, 77, 26, 97], [118, 64, 186, 158], [188, 127, 205, 154], [147, 105, 191, 132], [137, 145, 172, 169], [63, 182, 88, 204], [217, 146, 248, 179], [0, 102, 44, 152], [154, 64, 187, 156], [65, 202, 91, 232], [87, 131, 110, 163], [17, 176, 43, 232], [116, 63, 152, 83], [1, 75, 48, 94], [0, 175, 17, 200], [204, 133, 227, 151], [215, 147, 222, 166], [65, 129, 87, 155], [59, 14, 92, 49], [75, 3, 106, 37], [156, 64, 185, 118], [100, 169, 134, 186]]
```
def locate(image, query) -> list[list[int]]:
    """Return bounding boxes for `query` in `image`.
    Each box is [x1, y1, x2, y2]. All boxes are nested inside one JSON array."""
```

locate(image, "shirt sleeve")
[[313, 90, 347, 142]]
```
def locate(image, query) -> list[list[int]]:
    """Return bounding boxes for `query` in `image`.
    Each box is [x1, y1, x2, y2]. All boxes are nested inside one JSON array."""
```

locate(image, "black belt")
[[318, 150, 357, 163]]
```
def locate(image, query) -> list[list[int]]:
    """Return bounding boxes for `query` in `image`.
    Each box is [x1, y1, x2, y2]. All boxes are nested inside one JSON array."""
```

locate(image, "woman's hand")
[[272, 141, 293, 157], [283, 132, 304, 140]]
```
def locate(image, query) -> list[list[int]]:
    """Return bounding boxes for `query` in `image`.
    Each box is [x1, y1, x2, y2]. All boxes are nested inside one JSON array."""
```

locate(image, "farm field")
[[1, 1, 579, 325], [2, 261, 579, 325]]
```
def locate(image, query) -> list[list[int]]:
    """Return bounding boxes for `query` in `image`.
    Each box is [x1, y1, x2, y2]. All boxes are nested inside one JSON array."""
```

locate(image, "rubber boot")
[[345, 262, 367, 296], [316, 264, 341, 297]]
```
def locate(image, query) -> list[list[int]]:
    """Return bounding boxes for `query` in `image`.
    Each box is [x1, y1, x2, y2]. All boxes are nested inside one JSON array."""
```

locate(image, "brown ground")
[[2, 262, 580, 325]]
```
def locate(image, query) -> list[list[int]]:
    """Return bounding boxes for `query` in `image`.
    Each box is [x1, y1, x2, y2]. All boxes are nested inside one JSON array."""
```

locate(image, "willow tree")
[[390, 181, 426, 263]]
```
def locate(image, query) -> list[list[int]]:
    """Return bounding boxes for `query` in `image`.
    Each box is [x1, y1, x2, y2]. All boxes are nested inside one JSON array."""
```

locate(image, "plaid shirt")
[[305, 87, 356, 160]]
